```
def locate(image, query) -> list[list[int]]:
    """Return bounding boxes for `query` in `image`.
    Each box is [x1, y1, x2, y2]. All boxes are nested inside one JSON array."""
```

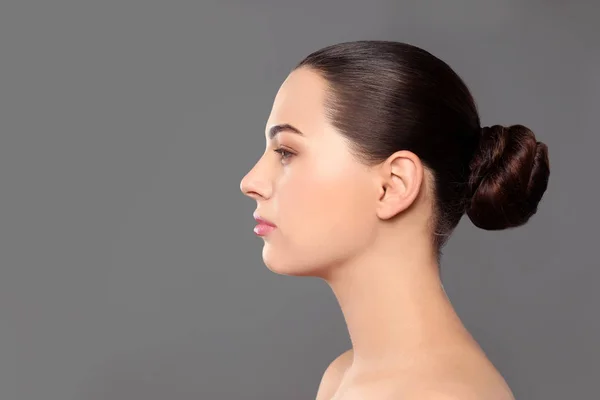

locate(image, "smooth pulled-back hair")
[[295, 40, 550, 250]]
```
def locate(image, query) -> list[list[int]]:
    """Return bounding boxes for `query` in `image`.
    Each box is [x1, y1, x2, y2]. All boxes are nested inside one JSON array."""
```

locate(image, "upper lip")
[[253, 211, 276, 227]]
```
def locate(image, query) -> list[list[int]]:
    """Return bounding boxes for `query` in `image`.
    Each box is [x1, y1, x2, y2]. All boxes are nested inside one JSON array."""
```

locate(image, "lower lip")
[[254, 223, 276, 236]]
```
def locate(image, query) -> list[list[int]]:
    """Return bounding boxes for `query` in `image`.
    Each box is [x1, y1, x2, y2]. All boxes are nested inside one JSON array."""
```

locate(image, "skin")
[[240, 67, 515, 400]]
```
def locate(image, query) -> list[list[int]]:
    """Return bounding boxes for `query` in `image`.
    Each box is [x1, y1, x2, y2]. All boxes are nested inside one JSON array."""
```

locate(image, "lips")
[[253, 211, 276, 227], [253, 211, 276, 236]]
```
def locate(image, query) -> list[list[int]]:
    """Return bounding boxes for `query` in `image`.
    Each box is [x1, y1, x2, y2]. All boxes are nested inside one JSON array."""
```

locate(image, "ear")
[[375, 150, 424, 220]]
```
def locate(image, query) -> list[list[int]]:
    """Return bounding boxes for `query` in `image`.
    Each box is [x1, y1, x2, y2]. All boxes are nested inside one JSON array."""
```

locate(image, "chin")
[[262, 243, 338, 277], [261, 244, 326, 277]]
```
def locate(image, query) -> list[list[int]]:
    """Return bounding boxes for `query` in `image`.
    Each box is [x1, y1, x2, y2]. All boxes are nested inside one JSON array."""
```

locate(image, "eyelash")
[[273, 147, 295, 162]]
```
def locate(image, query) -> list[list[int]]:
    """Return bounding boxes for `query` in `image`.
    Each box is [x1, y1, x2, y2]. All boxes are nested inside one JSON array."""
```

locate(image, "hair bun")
[[466, 124, 550, 230]]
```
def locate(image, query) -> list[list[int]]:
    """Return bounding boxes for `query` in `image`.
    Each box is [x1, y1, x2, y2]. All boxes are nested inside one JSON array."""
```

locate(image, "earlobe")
[[375, 151, 423, 220]]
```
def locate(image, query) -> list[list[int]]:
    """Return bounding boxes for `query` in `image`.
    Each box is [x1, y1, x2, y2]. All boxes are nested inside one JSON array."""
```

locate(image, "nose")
[[240, 157, 272, 200]]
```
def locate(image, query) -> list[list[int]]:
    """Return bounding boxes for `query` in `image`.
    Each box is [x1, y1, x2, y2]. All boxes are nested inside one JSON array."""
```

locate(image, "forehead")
[[266, 68, 329, 135]]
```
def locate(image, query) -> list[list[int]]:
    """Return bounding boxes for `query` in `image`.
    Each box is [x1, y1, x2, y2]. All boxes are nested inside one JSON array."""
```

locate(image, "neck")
[[320, 231, 475, 370]]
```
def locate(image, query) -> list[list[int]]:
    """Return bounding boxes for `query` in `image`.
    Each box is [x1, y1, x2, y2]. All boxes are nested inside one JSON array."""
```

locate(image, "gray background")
[[0, 1, 597, 399]]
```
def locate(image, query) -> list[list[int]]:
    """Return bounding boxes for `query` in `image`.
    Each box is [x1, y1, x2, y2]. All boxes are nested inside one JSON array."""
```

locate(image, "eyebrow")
[[267, 123, 304, 140]]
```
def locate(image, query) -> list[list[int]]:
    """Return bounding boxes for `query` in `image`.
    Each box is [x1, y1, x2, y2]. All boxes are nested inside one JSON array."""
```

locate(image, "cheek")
[[276, 162, 375, 255]]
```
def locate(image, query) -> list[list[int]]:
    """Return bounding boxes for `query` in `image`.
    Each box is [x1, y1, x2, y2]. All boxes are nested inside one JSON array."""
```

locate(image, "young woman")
[[240, 40, 549, 400]]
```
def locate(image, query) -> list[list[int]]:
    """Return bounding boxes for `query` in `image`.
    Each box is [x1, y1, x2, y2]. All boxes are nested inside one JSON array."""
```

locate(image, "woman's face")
[[240, 67, 379, 277]]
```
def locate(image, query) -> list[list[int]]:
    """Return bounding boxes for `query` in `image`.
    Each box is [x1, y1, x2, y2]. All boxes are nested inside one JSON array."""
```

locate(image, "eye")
[[273, 147, 295, 163]]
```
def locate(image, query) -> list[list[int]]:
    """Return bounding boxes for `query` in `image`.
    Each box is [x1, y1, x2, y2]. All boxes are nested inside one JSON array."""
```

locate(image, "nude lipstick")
[[253, 212, 276, 236]]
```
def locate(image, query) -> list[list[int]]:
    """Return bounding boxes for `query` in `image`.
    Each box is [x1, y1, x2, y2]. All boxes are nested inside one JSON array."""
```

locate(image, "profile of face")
[[240, 68, 383, 277]]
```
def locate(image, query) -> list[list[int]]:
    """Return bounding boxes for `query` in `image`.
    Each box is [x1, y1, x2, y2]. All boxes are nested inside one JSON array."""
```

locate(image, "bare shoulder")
[[401, 362, 516, 400], [399, 380, 516, 400], [397, 358, 516, 400], [335, 351, 515, 400], [315, 349, 354, 400], [342, 376, 515, 400], [316, 347, 515, 400]]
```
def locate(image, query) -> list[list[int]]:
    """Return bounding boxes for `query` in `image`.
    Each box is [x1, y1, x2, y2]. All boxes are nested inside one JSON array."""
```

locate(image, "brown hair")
[[295, 40, 550, 250]]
